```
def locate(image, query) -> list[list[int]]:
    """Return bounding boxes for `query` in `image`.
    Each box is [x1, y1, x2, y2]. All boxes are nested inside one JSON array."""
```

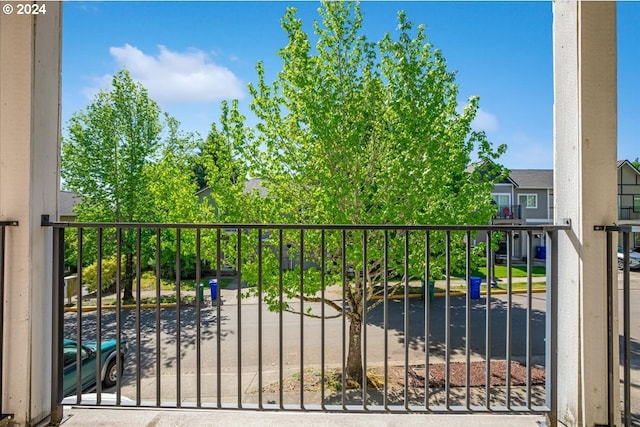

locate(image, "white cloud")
[[79, 4, 99, 14], [471, 108, 499, 133], [97, 44, 245, 104], [81, 74, 112, 100]]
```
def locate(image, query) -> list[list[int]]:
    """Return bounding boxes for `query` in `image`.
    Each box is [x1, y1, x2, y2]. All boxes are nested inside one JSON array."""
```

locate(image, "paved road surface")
[[64, 286, 548, 405], [63, 272, 638, 421]]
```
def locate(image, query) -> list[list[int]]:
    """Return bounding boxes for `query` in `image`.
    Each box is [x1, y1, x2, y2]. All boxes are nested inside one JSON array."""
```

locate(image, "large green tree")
[[218, 2, 507, 385], [62, 69, 164, 301], [145, 116, 206, 278], [193, 107, 245, 193], [199, 100, 254, 222]]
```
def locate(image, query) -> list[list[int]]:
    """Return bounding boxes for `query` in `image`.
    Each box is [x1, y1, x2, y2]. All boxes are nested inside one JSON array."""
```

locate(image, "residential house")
[[490, 169, 554, 259], [196, 178, 302, 271], [196, 178, 321, 271], [59, 190, 80, 221], [493, 160, 640, 259], [617, 160, 640, 246], [195, 177, 266, 216]]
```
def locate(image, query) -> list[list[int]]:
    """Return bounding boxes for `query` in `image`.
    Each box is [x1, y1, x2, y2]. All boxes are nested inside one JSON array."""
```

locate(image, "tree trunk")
[[346, 316, 363, 386], [122, 252, 134, 301]]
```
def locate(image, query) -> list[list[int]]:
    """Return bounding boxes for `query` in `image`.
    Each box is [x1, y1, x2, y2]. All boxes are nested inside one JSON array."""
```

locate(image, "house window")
[[634, 195, 640, 213], [518, 194, 538, 209], [492, 193, 513, 219], [492, 194, 511, 207]]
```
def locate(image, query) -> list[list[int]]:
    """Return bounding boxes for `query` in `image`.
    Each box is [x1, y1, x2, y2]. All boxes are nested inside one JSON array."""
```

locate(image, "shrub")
[[82, 256, 121, 293]]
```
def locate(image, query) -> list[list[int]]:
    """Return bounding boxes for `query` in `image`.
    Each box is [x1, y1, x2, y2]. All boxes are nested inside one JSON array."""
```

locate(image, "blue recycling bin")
[[470, 276, 482, 299], [209, 279, 218, 301], [536, 246, 546, 260]]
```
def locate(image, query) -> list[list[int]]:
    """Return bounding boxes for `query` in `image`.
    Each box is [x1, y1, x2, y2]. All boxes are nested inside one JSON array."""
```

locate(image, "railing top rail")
[[0, 221, 18, 226], [41, 218, 571, 232], [594, 225, 635, 233]]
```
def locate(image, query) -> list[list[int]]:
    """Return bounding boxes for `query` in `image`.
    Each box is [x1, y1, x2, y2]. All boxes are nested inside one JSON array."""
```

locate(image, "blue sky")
[[62, 1, 640, 170]]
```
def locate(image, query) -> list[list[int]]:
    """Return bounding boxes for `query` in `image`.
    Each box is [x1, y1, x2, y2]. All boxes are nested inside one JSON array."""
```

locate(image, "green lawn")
[[438, 281, 546, 293], [394, 279, 546, 296], [138, 272, 236, 291], [80, 268, 544, 307], [101, 295, 198, 306], [473, 264, 546, 278]]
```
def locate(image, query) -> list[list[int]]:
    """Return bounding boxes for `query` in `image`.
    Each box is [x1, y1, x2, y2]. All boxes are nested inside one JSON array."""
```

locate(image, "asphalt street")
[[64, 286, 547, 403], [62, 271, 638, 418]]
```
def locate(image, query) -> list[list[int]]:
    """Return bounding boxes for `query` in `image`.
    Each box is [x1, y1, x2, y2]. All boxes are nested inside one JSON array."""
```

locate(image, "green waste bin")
[[198, 283, 205, 302], [421, 280, 435, 301]]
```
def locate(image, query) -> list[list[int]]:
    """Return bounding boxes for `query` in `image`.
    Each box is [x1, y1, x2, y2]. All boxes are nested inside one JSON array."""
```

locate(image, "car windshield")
[[63, 347, 76, 367], [63, 344, 89, 367]]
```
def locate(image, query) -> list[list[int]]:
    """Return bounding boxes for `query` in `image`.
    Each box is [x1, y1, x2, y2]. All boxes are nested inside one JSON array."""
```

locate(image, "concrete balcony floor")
[[57, 406, 547, 427]]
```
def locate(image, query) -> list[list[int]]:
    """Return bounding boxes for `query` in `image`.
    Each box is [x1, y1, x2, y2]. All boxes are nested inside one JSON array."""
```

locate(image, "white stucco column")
[[553, 1, 618, 426], [0, 4, 62, 426]]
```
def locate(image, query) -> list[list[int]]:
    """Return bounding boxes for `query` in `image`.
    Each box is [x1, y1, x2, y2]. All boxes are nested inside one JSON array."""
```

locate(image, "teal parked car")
[[63, 338, 128, 397]]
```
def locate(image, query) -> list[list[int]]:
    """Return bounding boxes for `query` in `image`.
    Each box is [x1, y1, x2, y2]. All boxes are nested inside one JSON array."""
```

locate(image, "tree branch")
[[283, 307, 342, 320], [300, 294, 344, 313]]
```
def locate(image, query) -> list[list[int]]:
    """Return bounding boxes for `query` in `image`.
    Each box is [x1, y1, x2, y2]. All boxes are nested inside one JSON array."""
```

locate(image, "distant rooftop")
[[508, 169, 553, 189], [59, 190, 80, 217], [243, 178, 266, 197]]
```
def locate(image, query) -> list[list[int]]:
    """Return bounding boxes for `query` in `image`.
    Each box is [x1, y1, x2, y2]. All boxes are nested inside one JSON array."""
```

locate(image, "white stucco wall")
[[553, 2, 618, 426], [0, 4, 62, 425]]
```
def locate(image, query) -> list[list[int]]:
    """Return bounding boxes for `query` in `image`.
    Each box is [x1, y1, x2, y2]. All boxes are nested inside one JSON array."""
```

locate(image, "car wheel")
[[102, 357, 123, 388], [618, 259, 624, 270]]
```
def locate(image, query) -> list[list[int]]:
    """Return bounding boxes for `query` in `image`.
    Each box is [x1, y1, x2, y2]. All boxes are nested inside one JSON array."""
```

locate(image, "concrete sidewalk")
[[64, 274, 548, 312]]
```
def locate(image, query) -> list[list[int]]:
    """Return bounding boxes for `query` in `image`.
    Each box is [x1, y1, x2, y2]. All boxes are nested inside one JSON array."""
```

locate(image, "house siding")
[[489, 161, 639, 251], [489, 170, 553, 259], [618, 162, 640, 221], [515, 188, 551, 221]]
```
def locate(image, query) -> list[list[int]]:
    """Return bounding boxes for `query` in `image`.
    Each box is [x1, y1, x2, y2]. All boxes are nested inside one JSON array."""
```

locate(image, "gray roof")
[[508, 170, 553, 189], [508, 160, 637, 189], [196, 178, 267, 201], [59, 191, 80, 217]]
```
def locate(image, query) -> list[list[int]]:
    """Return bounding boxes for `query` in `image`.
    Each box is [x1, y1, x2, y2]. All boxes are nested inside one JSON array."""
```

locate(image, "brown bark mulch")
[[405, 361, 545, 388], [263, 361, 545, 394]]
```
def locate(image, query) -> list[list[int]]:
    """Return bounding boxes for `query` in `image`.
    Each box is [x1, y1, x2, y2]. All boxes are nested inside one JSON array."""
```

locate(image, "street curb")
[[65, 288, 546, 312], [438, 288, 547, 298], [64, 303, 177, 312], [371, 288, 546, 300]]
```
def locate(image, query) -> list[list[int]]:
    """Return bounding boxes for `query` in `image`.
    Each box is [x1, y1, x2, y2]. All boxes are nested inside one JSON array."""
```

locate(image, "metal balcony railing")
[[618, 207, 640, 221], [0, 220, 18, 423], [596, 225, 638, 427], [493, 205, 522, 221], [45, 220, 569, 419]]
